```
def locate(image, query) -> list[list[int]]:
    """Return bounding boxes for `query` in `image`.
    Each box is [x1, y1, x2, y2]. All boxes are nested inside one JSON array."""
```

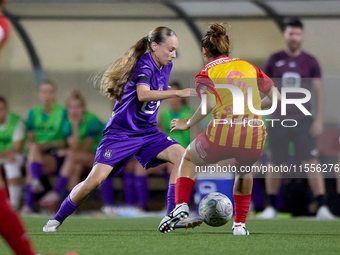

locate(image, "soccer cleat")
[[316, 205, 336, 220], [43, 219, 61, 232], [175, 216, 203, 229], [158, 203, 189, 233], [257, 206, 278, 219], [232, 222, 250, 235]]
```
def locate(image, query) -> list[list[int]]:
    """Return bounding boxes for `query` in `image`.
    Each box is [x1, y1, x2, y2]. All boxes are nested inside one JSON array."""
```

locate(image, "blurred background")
[[1, 0, 340, 217], [1, 0, 340, 122]]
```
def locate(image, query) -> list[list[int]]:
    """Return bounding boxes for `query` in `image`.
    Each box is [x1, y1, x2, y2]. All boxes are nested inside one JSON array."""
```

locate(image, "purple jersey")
[[264, 50, 321, 119], [104, 52, 172, 135]]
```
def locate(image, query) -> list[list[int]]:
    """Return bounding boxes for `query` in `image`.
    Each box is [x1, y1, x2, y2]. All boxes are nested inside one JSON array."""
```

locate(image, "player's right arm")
[[136, 85, 194, 102]]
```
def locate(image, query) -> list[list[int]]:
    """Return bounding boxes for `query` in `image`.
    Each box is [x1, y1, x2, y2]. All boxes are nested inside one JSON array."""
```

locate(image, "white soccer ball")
[[198, 192, 233, 227]]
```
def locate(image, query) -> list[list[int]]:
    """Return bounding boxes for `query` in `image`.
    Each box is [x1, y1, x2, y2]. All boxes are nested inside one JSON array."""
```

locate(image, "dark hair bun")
[[209, 23, 227, 36]]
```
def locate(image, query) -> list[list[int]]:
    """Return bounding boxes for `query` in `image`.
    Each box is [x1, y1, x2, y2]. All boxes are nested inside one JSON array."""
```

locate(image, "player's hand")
[[170, 118, 190, 132], [309, 119, 323, 137], [178, 88, 197, 98]]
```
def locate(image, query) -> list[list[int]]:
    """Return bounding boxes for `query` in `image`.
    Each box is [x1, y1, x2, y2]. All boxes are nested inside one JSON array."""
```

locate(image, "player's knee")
[[170, 146, 185, 164], [85, 177, 103, 191], [4, 162, 22, 179]]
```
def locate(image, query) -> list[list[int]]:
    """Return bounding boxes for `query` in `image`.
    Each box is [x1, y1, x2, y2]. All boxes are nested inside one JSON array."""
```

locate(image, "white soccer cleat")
[[257, 206, 278, 219], [232, 222, 250, 235], [158, 203, 189, 233], [43, 219, 61, 232], [175, 216, 203, 229], [316, 205, 336, 220]]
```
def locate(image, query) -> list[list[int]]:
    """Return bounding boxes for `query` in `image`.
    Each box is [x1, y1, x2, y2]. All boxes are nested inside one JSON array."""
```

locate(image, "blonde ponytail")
[[98, 26, 176, 102]]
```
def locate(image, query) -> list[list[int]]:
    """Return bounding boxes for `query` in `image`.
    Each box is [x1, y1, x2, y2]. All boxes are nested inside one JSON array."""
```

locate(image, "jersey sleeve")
[[12, 120, 25, 142], [133, 62, 153, 87], [87, 118, 103, 138], [255, 66, 274, 93], [194, 71, 216, 100], [309, 56, 322, 78], [263, 55, 274, 77]]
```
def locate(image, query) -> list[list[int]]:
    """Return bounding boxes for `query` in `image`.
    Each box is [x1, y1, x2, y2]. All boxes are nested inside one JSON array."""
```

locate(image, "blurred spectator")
[[39, 90, 103, 213], [22, 80, 68, 214], [0, 96, 25, 209], [258, 18, 335, 219]]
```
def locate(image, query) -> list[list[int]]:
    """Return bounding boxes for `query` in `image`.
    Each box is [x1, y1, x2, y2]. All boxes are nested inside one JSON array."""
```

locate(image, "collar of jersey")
[[147, 52, 164, 73]]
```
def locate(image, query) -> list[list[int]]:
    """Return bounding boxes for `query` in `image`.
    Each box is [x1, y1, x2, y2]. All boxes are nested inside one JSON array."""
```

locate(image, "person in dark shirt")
[[258, 18, 335, 220]]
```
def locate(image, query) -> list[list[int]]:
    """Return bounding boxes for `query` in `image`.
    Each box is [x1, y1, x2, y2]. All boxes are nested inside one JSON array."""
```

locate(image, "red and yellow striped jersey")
[[195, 56, 274, 150]]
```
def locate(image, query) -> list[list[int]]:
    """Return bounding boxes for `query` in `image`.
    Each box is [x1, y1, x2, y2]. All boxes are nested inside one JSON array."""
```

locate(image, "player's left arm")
[[310, 78, 324, 137]]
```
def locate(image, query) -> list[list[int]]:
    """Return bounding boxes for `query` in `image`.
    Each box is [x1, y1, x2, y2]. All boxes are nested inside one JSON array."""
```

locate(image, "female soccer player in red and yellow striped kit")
[[159, 22, 281, 235]]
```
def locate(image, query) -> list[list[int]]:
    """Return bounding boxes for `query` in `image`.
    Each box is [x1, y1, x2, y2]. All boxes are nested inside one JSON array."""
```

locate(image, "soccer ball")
[[198, 192, 233, 227]]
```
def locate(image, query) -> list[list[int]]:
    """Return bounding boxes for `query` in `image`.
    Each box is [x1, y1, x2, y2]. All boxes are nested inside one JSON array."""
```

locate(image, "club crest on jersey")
[[103, 149, 112, 159]]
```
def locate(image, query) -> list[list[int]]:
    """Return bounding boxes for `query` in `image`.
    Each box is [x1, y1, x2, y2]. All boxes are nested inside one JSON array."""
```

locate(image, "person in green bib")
[[0, 96, 25, 210], [39, 90, 103, 211], [22, 81, 68, 214]]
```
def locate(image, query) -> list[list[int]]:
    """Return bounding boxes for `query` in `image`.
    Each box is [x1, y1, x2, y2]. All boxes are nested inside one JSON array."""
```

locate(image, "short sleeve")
[[310, 57, 322, 78], [263, 55, 274, 77], [133, 64, 153, 87], [194, 72, 215, 100], [255, 66, 274, 93], [87, 118, 103, 138], [26, 109, 34, 131], [12, 120, 25, 142]]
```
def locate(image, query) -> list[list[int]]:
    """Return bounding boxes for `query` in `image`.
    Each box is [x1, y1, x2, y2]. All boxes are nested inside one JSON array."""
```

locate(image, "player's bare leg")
[[43, 163, 113, 232]]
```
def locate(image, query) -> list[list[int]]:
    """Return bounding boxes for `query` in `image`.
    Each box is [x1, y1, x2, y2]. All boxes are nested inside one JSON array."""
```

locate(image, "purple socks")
[[135, 176, 149, 210], [52, 196, 79, 224], [167, 184, 175, 214], [24, 184, 34, 208], [100, 177, 114, 206], [31, 162, 43, 180], [123, 173, 136, 205], [54, 176, 69, 194]]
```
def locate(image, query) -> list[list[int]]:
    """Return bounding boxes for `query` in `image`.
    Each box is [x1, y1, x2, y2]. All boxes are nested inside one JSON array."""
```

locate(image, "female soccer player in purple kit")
[[43, 26, 194, 232]]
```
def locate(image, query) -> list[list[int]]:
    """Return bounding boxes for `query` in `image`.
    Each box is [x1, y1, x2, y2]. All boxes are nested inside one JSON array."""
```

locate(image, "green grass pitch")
[[0, 216, 339, 255]]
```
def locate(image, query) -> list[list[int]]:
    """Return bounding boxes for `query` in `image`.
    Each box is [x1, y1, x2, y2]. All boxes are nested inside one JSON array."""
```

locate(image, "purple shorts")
[[94, 130, 179, 176]]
